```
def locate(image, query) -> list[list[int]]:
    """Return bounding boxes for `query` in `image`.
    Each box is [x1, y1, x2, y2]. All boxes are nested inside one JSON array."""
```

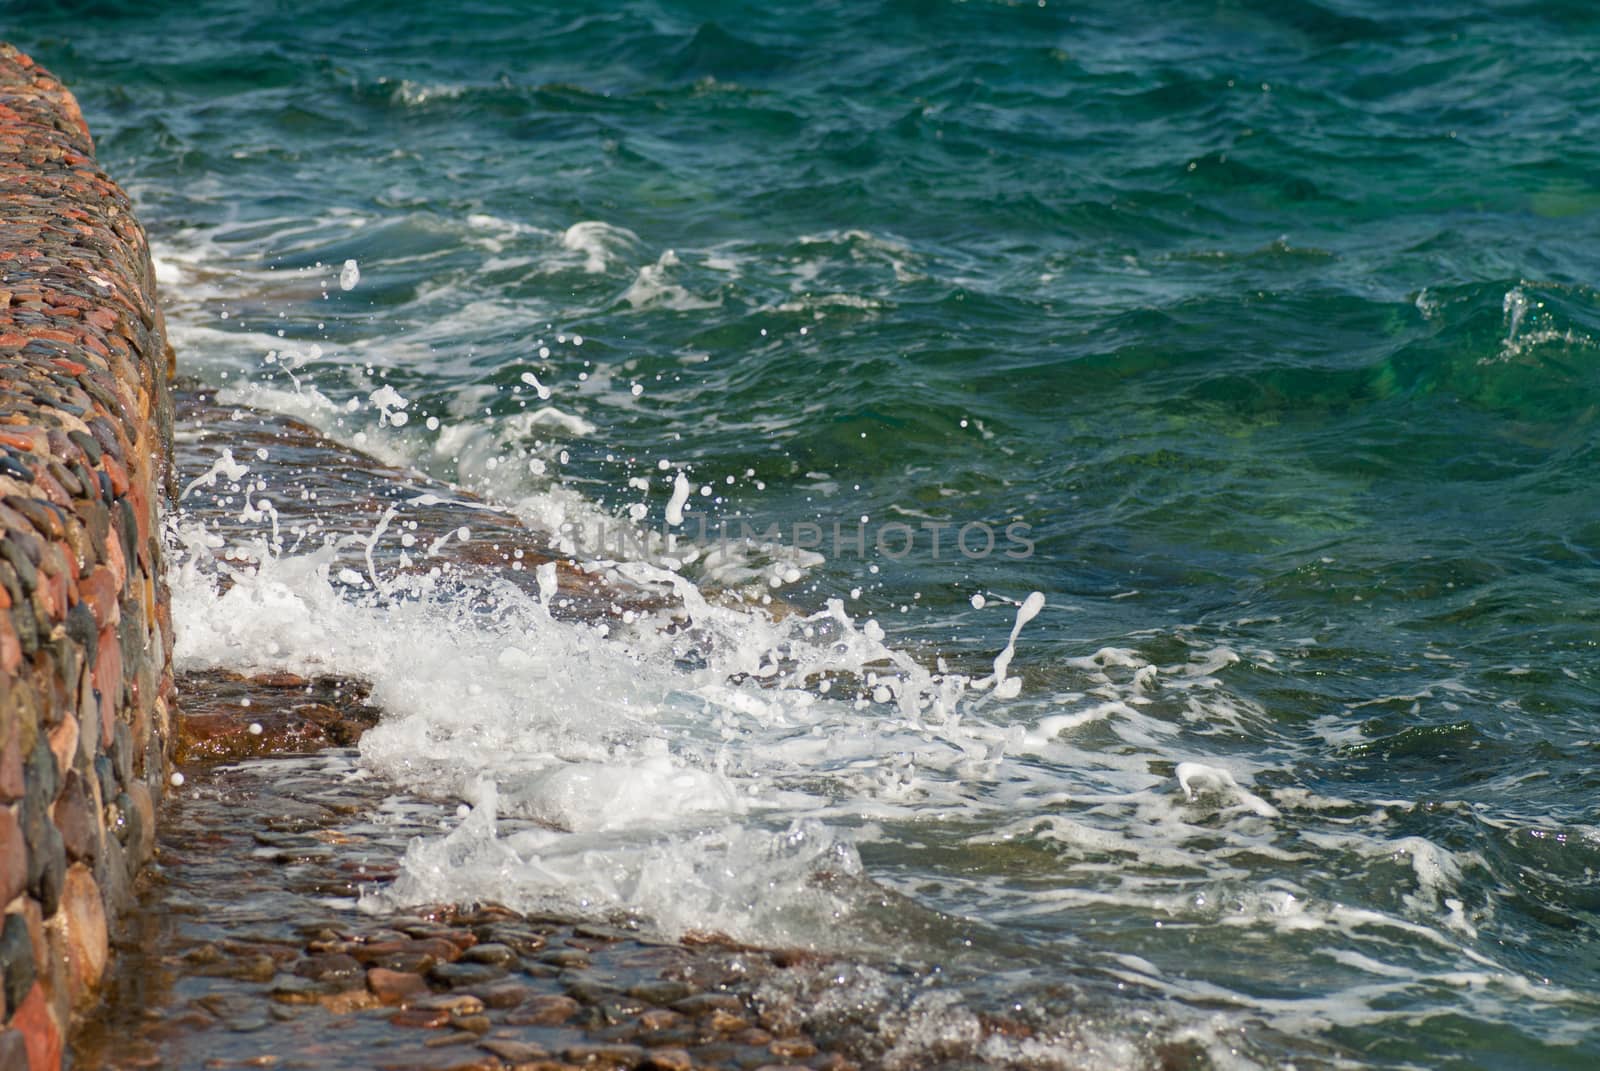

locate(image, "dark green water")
[[11, 2, 1600, 1067]]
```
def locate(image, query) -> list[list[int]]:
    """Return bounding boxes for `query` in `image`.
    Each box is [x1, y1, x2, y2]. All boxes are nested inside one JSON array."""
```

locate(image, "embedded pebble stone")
[[417, 993, 484, 1016], [304, 935, 353, 955], [58, 862, 108, 1002], [110, 726, 133, 790], [406, 926, 477, 953], [11, 985, 61, 1071], [477, 1037, 548, 1064], [562, 1042, 647, 1068], [21, 779, 65, 915], [671, 994, 744, 1018], [566, 980, 626, 1007], [183, 944, 222, 966], [317, 989, 379, 1014], [627, 980, 695, 1006], [46, 717, 78, 789], [295, 952, 364, 985], [423, 1030, 479, 1049], [503, 993, 579, 1026], [811, 1056, 859, 1071], [374, 949, 439, 974], [0, 806, 24, 905], [636, 1008, 686, 1032], [430, 961, 506, 988], [409, 937, 464, 964], [90, 756, 114, 809], [572, 924, 630, 943], [460, 942, 516, 966], [124, 782, 157, 862], [430, 1057, 499, 1071], [639, 1050, 693, 1071], [767, 1037, 817, 1060], [0, 913, 35, 1012], [449, 1013, 491, 1034], [390, 1007, 452, 1029], [706, 1008, 749, 1034], [367, 967, 430, 1005], [352, 939, 430, 964], [23, 739, 59, 812], [0, 740, 21, 806], [195, 993, 258, 1020], [0, 1029, 24, 1067], [564, 936, 615, 953], [269, 978, 325, 1005], [689, 1043, 739, 1067], [492, 930, 548, 956], [29, 822, 64, 917], [96, 834, 133, 921], [50, 771, 98, 863], [111, 791, 136, 846], [218, 953, 278, 983], [472, 980, 534, 1009]]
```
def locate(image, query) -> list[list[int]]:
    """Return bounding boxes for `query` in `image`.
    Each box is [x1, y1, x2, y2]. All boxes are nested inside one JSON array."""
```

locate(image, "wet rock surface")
[[173, 670, 379, 766], [67, 744, 876, 1071], [173, 382, 672, 623], [85, 398, 1220, 1071]]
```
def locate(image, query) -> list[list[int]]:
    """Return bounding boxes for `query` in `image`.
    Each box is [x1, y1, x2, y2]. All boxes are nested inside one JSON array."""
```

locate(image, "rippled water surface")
[[13, 2, 1600, 1067]]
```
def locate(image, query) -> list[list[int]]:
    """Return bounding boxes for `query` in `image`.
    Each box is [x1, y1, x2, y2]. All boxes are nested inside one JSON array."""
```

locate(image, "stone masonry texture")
[[0, 44, 176, 1070]]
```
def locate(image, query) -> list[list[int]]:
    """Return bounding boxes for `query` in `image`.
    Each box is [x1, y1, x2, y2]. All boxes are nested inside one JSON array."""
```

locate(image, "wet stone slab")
[[172, 381, 674, 622], [76, 731, 1217, 1071], [173, 670, 379, 765], [68, 743, 874, 1071], [75, 392, 1222, 1071]]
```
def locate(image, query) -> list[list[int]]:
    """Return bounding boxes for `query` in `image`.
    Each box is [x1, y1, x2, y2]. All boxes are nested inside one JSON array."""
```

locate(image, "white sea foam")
[[1175, 761, 1281, 819], [387, 79, 467, 107], [560, 220, 640, 273], [167, 470, 1058, 948], [622, 250, 721, 311]]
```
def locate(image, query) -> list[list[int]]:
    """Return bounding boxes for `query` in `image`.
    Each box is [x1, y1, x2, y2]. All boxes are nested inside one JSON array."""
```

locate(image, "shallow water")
[[13, 2, 1600, 1067], [80, 673, 1213, 1071]]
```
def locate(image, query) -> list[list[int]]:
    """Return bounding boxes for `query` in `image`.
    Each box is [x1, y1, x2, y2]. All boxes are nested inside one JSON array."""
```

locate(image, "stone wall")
[[0, 44, 175, 1071]]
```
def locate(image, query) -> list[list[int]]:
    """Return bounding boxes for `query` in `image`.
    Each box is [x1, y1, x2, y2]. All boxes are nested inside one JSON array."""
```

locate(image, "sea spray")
[[166, 472, 1060, 951]]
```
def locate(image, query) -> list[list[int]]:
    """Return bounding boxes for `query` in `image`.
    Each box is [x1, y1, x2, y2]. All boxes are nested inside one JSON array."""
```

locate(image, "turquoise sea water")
[[12, 2, 1600, 1067]]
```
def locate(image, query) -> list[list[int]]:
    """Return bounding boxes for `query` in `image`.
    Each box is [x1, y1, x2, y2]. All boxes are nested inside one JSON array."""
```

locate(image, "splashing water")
[[168, 459, 1052, 956], [44, 0, 1600, 1061]]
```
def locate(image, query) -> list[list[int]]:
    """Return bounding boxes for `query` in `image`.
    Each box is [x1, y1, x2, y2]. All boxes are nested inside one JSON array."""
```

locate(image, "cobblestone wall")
[[0, 44, 175, 1071]]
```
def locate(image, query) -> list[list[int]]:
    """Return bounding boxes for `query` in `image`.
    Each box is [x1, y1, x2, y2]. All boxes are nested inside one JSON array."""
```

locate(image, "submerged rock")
[[367, 967, 429, 1006]]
